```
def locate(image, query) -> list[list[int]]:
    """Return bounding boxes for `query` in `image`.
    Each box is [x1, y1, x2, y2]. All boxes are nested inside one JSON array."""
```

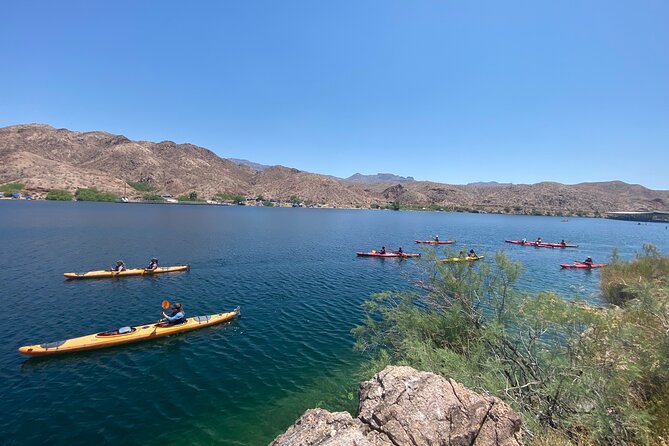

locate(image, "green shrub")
[[385, 201, 401, 211], [215, 193, 245, 204], [262, 200, 274, 207], [127, 181, 154, 192], [142, 194, 164, 201], [353, 249, 669, 444], [75, 188, 118, 202], [601, 244, 669, 306], [46, 189, 73, 201], [0, 182, 24, 193], [176, 192, 204, 202]]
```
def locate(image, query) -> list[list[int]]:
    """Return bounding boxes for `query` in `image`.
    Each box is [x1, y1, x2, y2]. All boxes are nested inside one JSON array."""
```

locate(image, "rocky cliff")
[[270, 366, 523, 446]]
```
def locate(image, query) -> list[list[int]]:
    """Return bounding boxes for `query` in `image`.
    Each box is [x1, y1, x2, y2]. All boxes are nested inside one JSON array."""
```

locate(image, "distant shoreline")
[[5, 197, 669, 223]]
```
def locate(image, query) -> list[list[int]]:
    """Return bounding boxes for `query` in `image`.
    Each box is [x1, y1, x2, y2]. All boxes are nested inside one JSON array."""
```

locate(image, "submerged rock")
[[271, 366, 523, 446]]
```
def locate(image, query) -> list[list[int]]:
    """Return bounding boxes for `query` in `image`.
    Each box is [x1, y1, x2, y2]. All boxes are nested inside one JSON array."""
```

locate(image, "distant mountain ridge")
[[1, 124, 667, 216], [346, 173, 416, 184], [229, 158, 273, 172], [467, 181, 513, 187]]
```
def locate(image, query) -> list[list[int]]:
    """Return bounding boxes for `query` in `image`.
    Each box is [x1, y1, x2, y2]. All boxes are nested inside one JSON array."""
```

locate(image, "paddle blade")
[[161, 300, 170, 309]]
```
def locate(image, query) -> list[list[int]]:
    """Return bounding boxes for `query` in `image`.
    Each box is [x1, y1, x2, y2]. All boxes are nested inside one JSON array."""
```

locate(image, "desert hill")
[[1, 124, 667, 215]]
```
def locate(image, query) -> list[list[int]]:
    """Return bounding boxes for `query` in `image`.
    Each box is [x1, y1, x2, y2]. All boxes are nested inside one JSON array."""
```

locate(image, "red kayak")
[[415, 240, 455, 245], [539, 242, 578, 248], [506, 240, 542, 247], [357, 252, 421, 258], [560, 262, 606, 269], [505, 240, 578, 248]]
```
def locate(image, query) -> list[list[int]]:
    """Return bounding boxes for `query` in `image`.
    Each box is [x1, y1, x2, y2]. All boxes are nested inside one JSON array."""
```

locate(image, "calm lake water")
[[1, 201, 667, 445]]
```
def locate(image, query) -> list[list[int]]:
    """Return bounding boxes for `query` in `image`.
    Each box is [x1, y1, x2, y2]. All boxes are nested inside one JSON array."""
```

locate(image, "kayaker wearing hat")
[[162, 303, 185, 325], [112, 260, 126, 272], [145, 257, 159, 271]]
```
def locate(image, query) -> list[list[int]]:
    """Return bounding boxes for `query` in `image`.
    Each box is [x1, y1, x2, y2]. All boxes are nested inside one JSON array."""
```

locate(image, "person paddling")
[[379, 246, 387, 254], [434, 235, 440, 242], [469, 249, 478, 259], [582, 256, 594, 266], [112, 260, 126, 272], [145, 257, 159, 271], [162, 303, 186, 325]]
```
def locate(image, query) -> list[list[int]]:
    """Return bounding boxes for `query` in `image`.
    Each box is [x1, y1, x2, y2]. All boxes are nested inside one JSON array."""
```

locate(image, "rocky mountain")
[[364, 180, 669, 215], [1, 124, 667, 215], [466, 181, 513, 187], [346, 172, 416, 184], [0, 124, 254, 198], [229, 158, 273, 172]]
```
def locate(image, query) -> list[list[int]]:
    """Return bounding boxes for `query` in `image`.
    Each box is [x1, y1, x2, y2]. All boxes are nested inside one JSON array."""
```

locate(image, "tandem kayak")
[[415, 240, 455, 244], [64, 265, 189, 279], [560, 263, 606, 269], [505, 240, 541, 246], [356, 252, 421, 258], [505, 240, 578, 248], [538, 242, 578, 248], [18, 307, 240, 357], [443, 256, 484, 263]]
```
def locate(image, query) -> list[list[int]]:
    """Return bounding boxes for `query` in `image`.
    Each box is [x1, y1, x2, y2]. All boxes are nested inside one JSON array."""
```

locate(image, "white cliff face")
[[270, 366, 523, 446]]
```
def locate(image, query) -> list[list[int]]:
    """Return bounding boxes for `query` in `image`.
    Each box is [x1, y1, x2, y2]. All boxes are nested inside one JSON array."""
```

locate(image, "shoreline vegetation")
[[3, 191, 668, 222], [0, 186, 640, 218], [0, 193, 607, 216], [352, 246, 669, 445], [3, 188, 669, 223]]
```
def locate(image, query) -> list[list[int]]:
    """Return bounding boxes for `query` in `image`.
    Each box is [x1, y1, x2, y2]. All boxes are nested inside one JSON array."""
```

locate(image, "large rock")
[[269, 409, 388, 446], [271, 366, 523, 446]]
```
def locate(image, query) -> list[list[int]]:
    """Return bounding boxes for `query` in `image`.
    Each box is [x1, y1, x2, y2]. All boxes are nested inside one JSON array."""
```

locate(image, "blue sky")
[[1, 1, 667, 189]]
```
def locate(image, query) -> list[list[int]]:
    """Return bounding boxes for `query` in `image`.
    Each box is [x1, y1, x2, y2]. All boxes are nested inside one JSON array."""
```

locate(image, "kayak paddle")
[[161, 299, 170, 319], [153, 300, 171, 330]]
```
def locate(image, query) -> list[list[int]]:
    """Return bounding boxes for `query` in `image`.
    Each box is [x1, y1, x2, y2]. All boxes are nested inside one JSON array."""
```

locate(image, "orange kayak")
[[18, 307, 240, 357], [64, 265, 189, 279]]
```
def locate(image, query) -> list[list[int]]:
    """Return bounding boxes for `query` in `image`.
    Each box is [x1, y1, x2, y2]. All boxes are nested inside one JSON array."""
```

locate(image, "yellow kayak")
[[64, 265, 189, 279], [18, 307, 240, 357], [443, 256, 484, 263]]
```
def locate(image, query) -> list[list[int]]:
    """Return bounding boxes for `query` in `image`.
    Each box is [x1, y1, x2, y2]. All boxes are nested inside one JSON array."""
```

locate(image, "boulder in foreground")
[[271, 365, 523, 446]]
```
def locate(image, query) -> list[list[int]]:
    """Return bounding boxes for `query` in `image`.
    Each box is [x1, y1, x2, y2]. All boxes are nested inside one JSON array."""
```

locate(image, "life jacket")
[[167, 311, 186, 325]]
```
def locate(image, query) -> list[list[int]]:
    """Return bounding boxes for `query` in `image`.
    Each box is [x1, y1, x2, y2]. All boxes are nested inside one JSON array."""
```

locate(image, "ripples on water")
[[1, 201, 667, 445]]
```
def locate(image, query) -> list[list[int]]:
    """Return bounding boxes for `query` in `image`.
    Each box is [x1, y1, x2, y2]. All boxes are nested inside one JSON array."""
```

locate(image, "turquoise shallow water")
[[1, 201, 667, 445]]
